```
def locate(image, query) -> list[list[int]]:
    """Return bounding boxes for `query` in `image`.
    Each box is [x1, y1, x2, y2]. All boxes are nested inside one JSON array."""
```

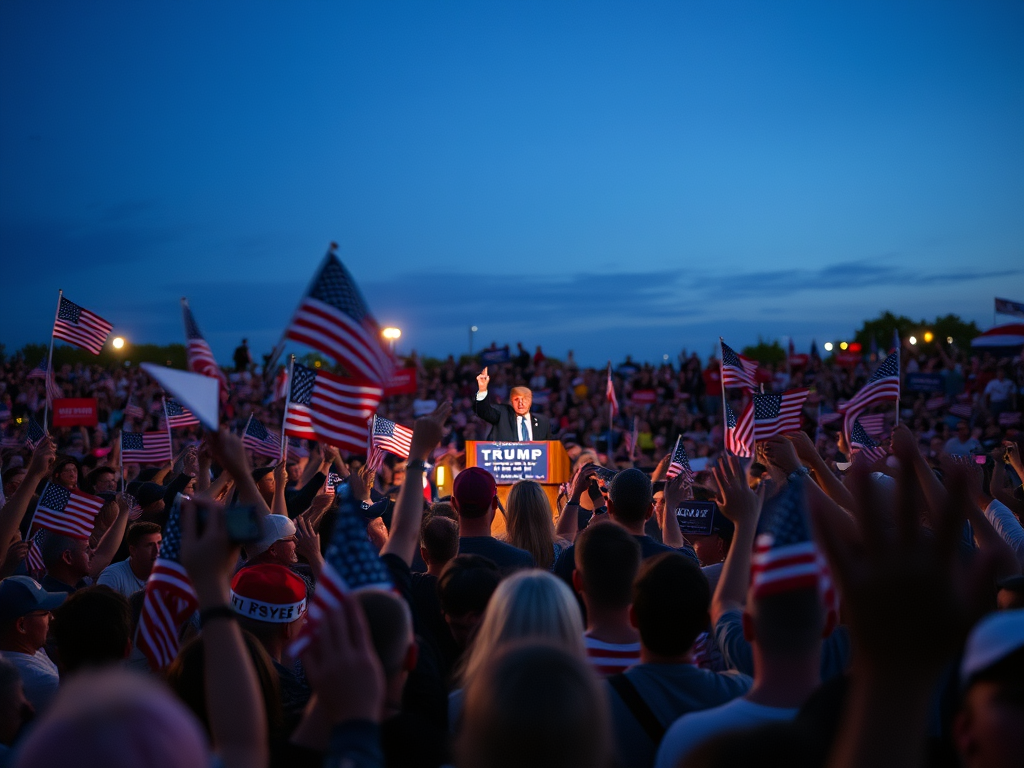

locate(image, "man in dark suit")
[[472, 367, 551, 441]]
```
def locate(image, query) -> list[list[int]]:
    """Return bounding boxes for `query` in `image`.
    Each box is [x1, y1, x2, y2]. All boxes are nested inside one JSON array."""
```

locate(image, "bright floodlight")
[[382, 327, 402, 341], [839, 341, 848, 350], [923, 331, 934, 343], [824, 342, 834, 352], [112, 337, 126, 350], [471, 325, 478, 332], [946, 336, 953, 344], [909, 336, 918, 345]]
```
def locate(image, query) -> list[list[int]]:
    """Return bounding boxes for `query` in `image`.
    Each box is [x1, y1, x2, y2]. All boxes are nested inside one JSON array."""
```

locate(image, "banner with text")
[[474, 442, 549, 483], [52, 398, 99, 427]]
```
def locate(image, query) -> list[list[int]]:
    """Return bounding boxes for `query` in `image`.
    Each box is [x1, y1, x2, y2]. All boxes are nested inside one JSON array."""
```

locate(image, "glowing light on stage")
[[112, 337, 126, 350], [382, 327, 402, 341], [436, 465, 445, 487], [909, 336, 917, 345], [824, 342, 833, 352]]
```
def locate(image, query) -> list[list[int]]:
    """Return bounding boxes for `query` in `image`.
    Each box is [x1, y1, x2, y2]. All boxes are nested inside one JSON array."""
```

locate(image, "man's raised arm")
[[471, 367, 501, 425]]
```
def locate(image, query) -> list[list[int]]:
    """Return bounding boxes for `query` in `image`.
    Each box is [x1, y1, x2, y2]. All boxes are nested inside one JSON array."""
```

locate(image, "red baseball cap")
[[452, 467, 497, 516]]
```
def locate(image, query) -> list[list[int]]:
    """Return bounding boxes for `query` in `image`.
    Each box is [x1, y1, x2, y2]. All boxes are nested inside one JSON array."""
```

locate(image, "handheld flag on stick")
[[310, 370, 384, 453], [720, 339, 758, 391], [367, 415, 414, 473], [32, 482, 104, 540], [665, 436, 693, 483], [752, 389, 810, 440], [181, 298, 227, 389], [52, 295, 113, 355]]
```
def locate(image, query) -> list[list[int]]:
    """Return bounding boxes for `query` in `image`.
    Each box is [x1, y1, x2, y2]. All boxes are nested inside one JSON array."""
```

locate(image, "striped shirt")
[[584, 635, 642, 677]]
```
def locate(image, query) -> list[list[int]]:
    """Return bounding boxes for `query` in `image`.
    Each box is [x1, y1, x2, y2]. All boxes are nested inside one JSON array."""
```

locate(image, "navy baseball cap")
[[0, 576, 66, 623]]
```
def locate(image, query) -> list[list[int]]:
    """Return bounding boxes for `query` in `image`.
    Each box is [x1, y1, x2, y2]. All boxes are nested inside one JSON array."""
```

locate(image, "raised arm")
[[88, 496, 130, 578], [381, 402, 450, 566], [660, 472, 690, 549], [710, 456, 763, 626], [555, 463, 598, 542], [789, 430, 856, 512], [271, 461, 288, 517], [180, 499, 269, 768], [206, 429, 271, 516], [0, 437, 56, 563], [471, 367, 502, 425]]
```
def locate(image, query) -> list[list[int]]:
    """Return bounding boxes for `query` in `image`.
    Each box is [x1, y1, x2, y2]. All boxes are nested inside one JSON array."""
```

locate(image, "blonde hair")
[[505, 481, 557, 570], [457, 642, 612, 768], [509, 386, 533, 400], [459, 570, 584, 688]]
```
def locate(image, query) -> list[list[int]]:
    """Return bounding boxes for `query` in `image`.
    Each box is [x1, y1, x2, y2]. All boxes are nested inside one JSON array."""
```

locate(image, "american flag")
[[999, 411, 1022, 427], [838, 350, 900, 428], [606, 364, 619, 417], [725, 400, 753, 458], [136, 496, 198, 671], [181, 298, 227, 389], [33, 482, 104, 539], [26, 529, 47, 573], [753, 389, 809, 440], [273, 367, 289, 401], [52, 296, 113, 355], [124, 402, 145, 420], [123, 492, 143, 520], [752, 479, 838, 631], [242, 416, 282, 459], [925, 395, 947, 411], [857, 413, 886, 437], [28, 358, 63, 405], [720, 340, 758, 391], [848, 417, 887, 463], [121, 431, 173, 464], [366, 415, 414, 472], [323, 471, 344, 496], [290, 483, 392, 656], [310, 370, 384, 453], [949, 403, 973, 420], [163, 399, 200, 429], [284, 248, 395, 385], [664, 435, 693, 482], [624, 417, 639, 460], [283, 364, 318, 440], [26, 419, 46, 448]]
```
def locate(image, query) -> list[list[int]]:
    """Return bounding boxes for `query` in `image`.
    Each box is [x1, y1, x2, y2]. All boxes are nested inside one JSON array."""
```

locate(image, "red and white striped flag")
[[310, 370, 383, 453], [52, 296, 113, 355], [839, 348, 900, 438], [283, 247, 395, 385], [605, 364, 619, 417], [720, 339, 758, 391], [283, 364, 318, 440], [136, 498, 198, 671], [26, 529, 47, 574], [950, 402, 973, 420], [242, 416, 282, 459], [857, 414, 886, 437], [162, 399, 200, 429], [181, 298, 227, 389], [367, 415, 414, 472], [28, 359, 63, 405], [753, 389, 809, 440], [121, 431, 173, 464], [848, 417, 887, 464], [665, 435, 693, 482], [32, 482, 104, 539], [725, 400, 753, 458]]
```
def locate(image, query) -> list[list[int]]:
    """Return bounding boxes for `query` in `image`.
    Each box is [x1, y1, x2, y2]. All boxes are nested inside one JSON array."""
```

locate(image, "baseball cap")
[[452, 467, 496, 516], [0, 576, 66, 623], [960, 609, 1024, 685], [230, 564, 307, 624], [247, 514, 296, 558]]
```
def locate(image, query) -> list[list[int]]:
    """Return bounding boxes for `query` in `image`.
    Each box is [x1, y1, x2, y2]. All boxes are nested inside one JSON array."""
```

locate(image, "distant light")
[[839, 342, 849, 351], [436, 465, 446, 487], [314, 360, 322, 368], [382, 327, 402, 341], [909, 336, 918, 345], [923, 331, 934, 343], [471, 325, 478, 332], [662, 354, 669, 361], [112, 337, 125, 350], [946, 336, 953, 344], [15, 417, 24, 425], [824, 342, 834, 352]]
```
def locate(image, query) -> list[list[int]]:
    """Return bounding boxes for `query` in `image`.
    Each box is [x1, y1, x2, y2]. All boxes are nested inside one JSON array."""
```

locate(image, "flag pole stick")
[[894, 331, 901, 426], [43, 290, 62, 432], [163, 396, 173, 463], [280, 354, 295, 464], [718, 338, 728, 439]]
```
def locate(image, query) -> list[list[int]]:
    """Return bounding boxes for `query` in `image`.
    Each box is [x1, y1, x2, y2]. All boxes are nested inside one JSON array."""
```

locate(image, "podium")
[[465, 441, 570, 536]]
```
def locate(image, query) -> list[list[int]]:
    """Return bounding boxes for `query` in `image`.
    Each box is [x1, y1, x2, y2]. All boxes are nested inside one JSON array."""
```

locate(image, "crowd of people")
[[0, 336, 1021, 768]]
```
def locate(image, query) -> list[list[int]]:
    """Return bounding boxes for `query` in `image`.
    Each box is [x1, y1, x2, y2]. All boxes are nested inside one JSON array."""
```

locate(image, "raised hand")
[[568, 463, 599, 503], [663, 471, 694, 514], [409, 402, 452, 461], [788, 430, 819, 464], [711, 455, 761, 529], [26, 436, 57, 478], [476, 367, 490, 393], [180, 498, 240, 605], [761, 436, 802, 475]]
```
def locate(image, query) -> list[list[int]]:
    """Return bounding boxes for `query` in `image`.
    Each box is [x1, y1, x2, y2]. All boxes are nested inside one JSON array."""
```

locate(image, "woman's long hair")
[[505, 480, 557, 570]]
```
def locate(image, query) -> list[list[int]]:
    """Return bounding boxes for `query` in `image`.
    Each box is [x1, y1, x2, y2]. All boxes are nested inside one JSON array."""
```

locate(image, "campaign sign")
[[674, 501, 718, 537], [52, 398, 98, 427], [630, 389, 657, 406], [475, 442, 549, 483], [384, 367, 417, 396], [906, 373, 944, 393], [480, 347, 511, 365]]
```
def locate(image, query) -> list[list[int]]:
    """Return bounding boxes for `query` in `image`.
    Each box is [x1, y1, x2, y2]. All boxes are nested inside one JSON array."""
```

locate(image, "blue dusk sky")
[[1, 1, 1022, 366]]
